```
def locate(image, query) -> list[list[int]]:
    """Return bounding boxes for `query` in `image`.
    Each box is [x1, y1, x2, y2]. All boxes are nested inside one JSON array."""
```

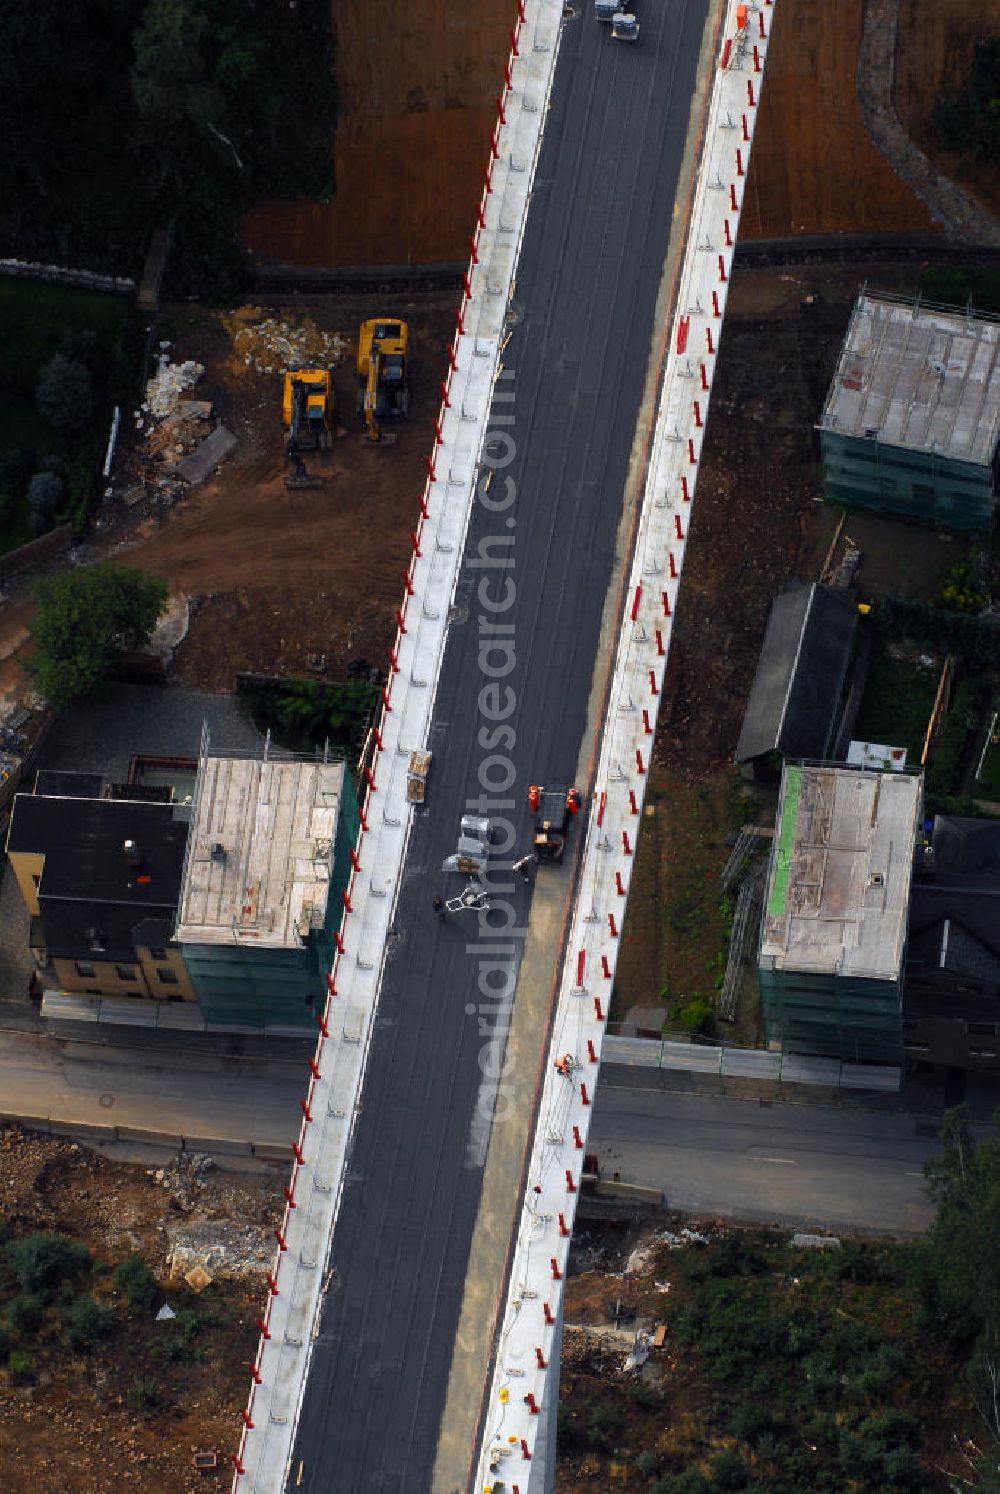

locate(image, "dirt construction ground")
[[0, 1126, 279, 1492]]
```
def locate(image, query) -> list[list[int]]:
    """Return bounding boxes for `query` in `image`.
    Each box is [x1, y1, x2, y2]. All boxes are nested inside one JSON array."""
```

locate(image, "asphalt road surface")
[[290, 4, 710, 1491], [589, 1072, 959, 1235]]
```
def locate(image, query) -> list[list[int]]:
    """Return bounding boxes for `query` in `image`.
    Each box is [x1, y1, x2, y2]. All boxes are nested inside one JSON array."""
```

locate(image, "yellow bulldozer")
[[356, 319, 409, 444], [282, 368, 335, 489]]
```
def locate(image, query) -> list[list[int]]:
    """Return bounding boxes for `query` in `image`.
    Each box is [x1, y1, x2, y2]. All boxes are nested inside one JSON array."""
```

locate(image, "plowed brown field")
[[242, 0, 514, 267]]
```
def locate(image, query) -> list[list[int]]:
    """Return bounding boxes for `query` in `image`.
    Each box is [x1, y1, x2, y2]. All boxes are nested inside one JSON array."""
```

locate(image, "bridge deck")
[[290, 4, 710, 1488]]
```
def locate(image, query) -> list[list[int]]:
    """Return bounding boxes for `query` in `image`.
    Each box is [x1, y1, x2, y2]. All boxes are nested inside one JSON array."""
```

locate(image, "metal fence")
[[603, 1034, 901, 1091]]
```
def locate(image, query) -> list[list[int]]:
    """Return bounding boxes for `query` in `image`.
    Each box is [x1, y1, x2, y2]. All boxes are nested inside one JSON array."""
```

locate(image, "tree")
[[27, 564, 167, 708], [61, 1293, 115, 1351], [5, 1232, 90, 1297], [36, 354, 97, 437]]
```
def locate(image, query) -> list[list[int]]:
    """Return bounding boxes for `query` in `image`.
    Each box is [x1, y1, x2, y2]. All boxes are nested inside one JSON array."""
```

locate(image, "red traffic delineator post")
[[675, 513, 685, 541], [736, 148, 745, 176], [387, 645, 400, 674], [759, 9, 766, 35], [753, 43, 761, 72], [608, 911, 619, 938], [718, 254, 727, 283], [662, 589, 672, 616], [587, 1038, 598, 1063], [669, 552, 678, 579], [496, 92, 507, 124], [730, 182, 739, 212], [350, 846, 362, 873], [536, 1345, 549, 1368], [676, 313, 690, 353], [601, 954, 612, 979], [522, 1438, 532, 1459], [688, 436, 698, 464], [707, 324, 716, 354], [635, 747, 646, 775], [558, 1214, 570, 1238], [693, 399, 703, 428], [628, 788, 638, 815], [403, 567, 415, 595], [231, 1454, 246, 1476], [308, 1055, 322, 1081], [283, 1182, 297, 1209], [550, 1257, 562, 1280], [580, 1082, 591, 1106], [273, 1228, 288, 1253], [267, 1272, 280, 1297], [247, 1360, 263, 1384], [447, 342, 459, 370], [616, 868, 626, 895], [240, 1410, 255, 1431], [700, 361, 709, 390], [483, 162, 493, 194], [381, 684, 393, 713], [316, 1010, 330, 1037], [565, 1169, 576, 1193], [681, 473, 691, 500], [630, 583, 642, 621], [410, 529, 423, 557], [509, 25, 520, 56], [748, 78, 756, 106], [455, 306, 466, 335], [573, 1124, 584, 1148], [576, 949, 586, 987], [643, 708, 653, 734], [724, 218, 733, 247], [299, 1099, 313, 1125], [622, 828, 633, 855], [544, 1300, 555, 1324], [256, 1316, 271, 1341], [594, 997, 605, 1020], [291, 1139, 305, 1165], [656, 627, 666, 657], [711, 290, 721, 319], [649, 667, 660, 695], [742, 113, 750, 142]]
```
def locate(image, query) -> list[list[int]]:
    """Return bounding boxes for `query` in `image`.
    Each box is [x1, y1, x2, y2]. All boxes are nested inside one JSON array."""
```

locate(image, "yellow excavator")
[[356, 319, 409, 444], [282, 368, 334, 489]]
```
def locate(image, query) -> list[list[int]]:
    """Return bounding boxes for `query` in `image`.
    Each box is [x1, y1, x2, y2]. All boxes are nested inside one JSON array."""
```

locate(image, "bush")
[[7, 1349, 35, 1383], [5, 1231, 90, 1296], [652, 1472, 710, 1494], [587, 1403, 624, 1451], [7, 1294, 44, 1336], [730, 1401, 777, 1446], [114, 1254, 157, 1313], [669, 997, 716, 1037], [36, 354, 97, 437], [28, 563, 167, 708], [709, 1448, 752, 1489], [125, 1374, 161, 1412], [61, 1293, 115, 1351], [627, 1380, 662, 1409], [635, 1447, 661, 1476], [27, 470, 64, 517]]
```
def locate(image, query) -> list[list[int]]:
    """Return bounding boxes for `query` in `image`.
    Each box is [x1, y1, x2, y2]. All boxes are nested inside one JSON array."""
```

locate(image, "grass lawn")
[[0, 280, 127, 388], [0, 280, 128, 551], [975, 710, 1000, 796], [854, 635, 939, 762]]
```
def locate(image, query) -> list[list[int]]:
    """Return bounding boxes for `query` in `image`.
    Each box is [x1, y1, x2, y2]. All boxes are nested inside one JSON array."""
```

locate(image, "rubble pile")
[[142, 352, 205, 420], [218, 304, 348, 374]]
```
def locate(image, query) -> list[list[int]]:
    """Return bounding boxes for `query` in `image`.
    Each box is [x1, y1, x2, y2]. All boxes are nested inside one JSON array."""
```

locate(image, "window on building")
[[31, 874, 40, 890], [150, 947, 168, 961], [75, 961, 96, 978], [116, 964, 137, 981], [157, 968, 179, 986]]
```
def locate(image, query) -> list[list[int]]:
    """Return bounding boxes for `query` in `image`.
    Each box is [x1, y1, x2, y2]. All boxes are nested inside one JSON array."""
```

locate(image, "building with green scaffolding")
[[758, 762, 922, 1065], [818, 291, 1000, 533], [174, 745, 358, 1031]]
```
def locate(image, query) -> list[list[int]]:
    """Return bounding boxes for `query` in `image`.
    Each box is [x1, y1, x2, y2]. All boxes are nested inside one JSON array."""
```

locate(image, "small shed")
[[736, 582, 857, 775]]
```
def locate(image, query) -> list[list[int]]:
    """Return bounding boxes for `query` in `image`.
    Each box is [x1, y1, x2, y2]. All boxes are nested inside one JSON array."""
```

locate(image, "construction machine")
[[596, 0, 639, 38], [283, 368, 334, 489], [356, 318, 409, 444]]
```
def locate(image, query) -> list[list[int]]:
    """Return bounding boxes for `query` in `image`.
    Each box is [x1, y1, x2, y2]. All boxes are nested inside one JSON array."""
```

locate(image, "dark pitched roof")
[[931, 815, 1000, 875], [736, 583, 857, 763], [41, 898, 179, 965]]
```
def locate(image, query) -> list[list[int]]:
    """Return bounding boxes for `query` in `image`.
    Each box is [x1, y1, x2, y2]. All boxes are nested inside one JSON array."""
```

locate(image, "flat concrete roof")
[[175, 755, 344, 949], [760, 763, 921, 982], [819, 292, 1000, 468]]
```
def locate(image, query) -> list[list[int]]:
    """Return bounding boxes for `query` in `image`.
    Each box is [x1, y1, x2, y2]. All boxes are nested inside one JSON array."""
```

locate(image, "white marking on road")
[[755, 1156, 798, 1165], [905, 1171, 925, 1178]]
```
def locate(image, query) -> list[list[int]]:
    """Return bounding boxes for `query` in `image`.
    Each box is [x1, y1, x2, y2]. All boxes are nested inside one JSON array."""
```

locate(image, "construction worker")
[[433, 895, 446, 920], [736, 1, 748, 28], [554, 1053, 574, 1077], [566, 787, 582, 815], [528, 784, 541, 813], [512, 853, 535, 884]]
